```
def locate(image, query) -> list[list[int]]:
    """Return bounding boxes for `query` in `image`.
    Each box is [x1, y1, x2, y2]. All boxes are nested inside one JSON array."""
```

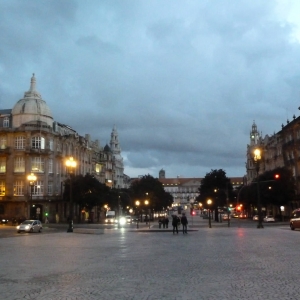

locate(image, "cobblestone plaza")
[[0, 224, 298, 300]]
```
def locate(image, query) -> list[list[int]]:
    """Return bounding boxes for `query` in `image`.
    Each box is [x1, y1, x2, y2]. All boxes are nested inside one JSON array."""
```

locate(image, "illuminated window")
[[0, 181, 5, 195], [0, 136, 6, 149], [95, 163, 101, 174], [14, 181, 24, 196], [15, 136, 26, 149], [31, 157, 44, 173], [14, 157, 25, 172], [31, 136, 45, 149], [34, 181, 43, 195], [0, 157, 6, 173]]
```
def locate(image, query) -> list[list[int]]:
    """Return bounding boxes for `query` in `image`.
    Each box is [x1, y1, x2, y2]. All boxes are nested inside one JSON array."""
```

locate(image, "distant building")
[[158, 169, 244, 207]]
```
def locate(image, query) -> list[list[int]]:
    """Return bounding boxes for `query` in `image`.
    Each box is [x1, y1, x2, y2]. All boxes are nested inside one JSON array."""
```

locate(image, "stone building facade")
[[0, 74, 124, 222]]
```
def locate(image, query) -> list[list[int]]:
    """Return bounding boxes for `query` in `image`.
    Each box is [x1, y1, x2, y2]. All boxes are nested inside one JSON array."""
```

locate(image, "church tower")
[[110, 125, 124, 188], [250, 120, 260, 146]]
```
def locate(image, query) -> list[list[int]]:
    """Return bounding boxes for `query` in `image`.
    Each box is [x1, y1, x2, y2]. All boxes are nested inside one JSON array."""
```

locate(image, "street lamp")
[[27, 173, 37, 219], [144, 200, 150, 228], [207, 199, 212, 228], [135, 200, 140, 228], [253, 148, 263, 229], [66, 156, 77, 233]]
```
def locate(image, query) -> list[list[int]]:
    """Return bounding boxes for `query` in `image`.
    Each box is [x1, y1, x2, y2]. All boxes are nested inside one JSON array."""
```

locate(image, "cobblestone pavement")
[[0, 225, 298, 300]]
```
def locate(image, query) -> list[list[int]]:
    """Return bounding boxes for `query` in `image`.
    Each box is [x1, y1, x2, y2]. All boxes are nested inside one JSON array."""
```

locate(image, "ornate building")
[[0, 74, 125, 222]]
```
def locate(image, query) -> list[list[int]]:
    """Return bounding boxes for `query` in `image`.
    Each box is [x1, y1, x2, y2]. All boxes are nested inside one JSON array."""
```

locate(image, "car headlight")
[[16, 225, 20, 230], [25, 225, 30, 230], [119, 217, 126, 226]]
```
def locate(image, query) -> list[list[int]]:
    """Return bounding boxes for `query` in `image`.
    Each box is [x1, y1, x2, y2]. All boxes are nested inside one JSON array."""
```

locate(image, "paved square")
[[0, 225, 298, 300]]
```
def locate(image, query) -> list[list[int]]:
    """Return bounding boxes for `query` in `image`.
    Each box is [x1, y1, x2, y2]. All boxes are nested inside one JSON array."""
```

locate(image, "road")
[[0, 216, 298, 299]]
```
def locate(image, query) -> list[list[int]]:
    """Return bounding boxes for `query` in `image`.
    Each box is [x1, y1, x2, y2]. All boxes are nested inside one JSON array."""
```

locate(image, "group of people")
[[158, 213, 188, 234], [158, 216, 169, 228], [172, 213, 188, 234]]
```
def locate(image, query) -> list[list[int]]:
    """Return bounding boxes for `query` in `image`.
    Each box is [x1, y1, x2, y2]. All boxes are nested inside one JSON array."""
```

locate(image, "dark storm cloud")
[[1, 0, 300, 178]]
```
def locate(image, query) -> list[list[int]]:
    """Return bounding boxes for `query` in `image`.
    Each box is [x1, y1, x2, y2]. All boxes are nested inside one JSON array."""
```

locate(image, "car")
[[239, 214, 247, 219], [125, 216, 132, 223], [290, 209, 300, 230], [263, 215, 275, 222], [222, 214, 231, 220], [253, 215, 259, 221], [1, 218, 9, 225], [16, 220, 43, 233]]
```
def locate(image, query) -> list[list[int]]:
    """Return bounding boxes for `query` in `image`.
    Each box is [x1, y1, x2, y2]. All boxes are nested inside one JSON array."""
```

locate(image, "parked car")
[[239, 214, 247, 219], [222, 214, 231, 220], [253, 215, 259, 221], [16, 220, 43, 233], [263, 215, 275, 222], [1, 218, 9, 225], [290, 209, 300, 230]]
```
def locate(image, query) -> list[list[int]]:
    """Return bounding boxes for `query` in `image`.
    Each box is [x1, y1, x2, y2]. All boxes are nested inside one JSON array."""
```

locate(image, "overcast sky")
[[1, 0, 300, 179]]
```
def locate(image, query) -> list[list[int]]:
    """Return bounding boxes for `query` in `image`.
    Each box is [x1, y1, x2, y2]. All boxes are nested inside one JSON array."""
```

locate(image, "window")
[[95, 163, 101, 174], [48, 159, 53, 173], [15, 136, 26, 149], [49, 139, 53, 151], [31, 136, 45, 149], [3, 117, 9, 128], [48, 182, 53, 195], [0, 157, 6, 173], [0, 181, 5, 195], [34, 181, 43, 195], [14, 181, 24, 196], [14, 157, 25, 173], [31, 157, 44, 173], [0, 136, 6, 149], [56, 161, 60, 174]]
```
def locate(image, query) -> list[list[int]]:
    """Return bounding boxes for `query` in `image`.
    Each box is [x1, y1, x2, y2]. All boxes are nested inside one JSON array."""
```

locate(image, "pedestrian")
[[165, 216, 169, 228], [181, 213, 188, 234], [172, 215, 178, 234], [158, 218, 162, 229], [162, 217, 166, 228]]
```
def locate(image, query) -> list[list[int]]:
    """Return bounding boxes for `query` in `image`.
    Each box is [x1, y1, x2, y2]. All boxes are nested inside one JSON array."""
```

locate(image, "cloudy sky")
[[1, 0, 300, 179]]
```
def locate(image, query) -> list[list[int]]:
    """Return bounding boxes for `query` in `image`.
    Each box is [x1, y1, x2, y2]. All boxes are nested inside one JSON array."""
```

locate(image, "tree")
[[64, 174, 110, 222], [130, 175, 173, 212], [197, 169, 233, 222], [239, 167, 295, 218]]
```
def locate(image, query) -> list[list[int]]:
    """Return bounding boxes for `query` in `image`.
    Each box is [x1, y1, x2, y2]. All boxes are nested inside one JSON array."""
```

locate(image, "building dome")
[[12, 74, 53, 128]]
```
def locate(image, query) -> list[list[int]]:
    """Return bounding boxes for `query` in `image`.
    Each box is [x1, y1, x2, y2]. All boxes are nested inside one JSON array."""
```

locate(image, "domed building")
[[0, 74, 125, 223]]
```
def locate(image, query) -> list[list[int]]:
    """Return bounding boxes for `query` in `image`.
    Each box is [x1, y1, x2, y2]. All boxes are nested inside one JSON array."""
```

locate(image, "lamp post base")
[[257, 223, 264, 229], [67, 220, 73, 232]]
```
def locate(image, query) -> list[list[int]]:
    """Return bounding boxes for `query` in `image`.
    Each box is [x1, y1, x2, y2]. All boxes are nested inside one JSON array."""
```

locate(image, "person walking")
[[181, 213, 188, 234], [172, 215, 178, 234], [165, 216, 169, 228]]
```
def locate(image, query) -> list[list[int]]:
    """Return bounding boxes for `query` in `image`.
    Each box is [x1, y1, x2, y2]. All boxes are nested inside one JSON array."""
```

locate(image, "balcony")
[[25, 147, 51, 156]]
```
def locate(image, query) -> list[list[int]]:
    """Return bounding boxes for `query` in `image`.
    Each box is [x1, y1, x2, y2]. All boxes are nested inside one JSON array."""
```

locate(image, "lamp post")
[[145, 199, 150, 228], [66, 157, 77, 233], [253, 148, 263, 229], [207, 199, 212, 228], [135, 200, 140, 228], [27, 173, 37, 219]]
